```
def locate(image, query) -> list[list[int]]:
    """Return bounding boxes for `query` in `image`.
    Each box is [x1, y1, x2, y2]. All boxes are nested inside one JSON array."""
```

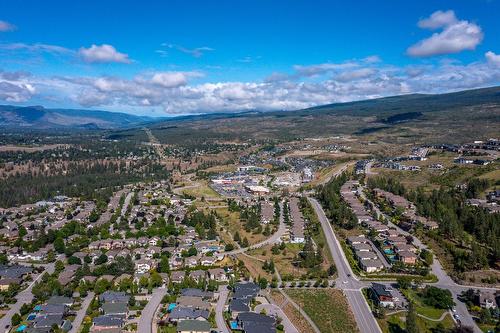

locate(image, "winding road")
[[137, 288, 168, 333]]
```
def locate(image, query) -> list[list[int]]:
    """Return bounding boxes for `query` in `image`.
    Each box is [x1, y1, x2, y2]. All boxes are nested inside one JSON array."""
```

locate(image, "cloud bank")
[[2, 53, 498, 115]]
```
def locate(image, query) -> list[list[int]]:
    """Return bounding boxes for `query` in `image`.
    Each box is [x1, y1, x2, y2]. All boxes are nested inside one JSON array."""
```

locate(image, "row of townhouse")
[[88, 236, 161, 250], [288, 197, 305, 244], [347, 235, 384, 273]]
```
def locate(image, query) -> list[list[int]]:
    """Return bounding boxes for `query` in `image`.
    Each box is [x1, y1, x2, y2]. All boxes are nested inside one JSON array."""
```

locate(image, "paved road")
[[255, 303, 299, 333], [137, 288, 168, 333], [69, 292, 95, 333], [0, 261, 56, 331], [308, 197, 381, 333], [215, 285, 230, 333]]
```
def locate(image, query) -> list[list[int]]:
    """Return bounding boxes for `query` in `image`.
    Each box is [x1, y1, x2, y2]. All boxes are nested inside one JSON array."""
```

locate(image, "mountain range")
[[0, 105, 154, 130], [1, 86, 499, 132]]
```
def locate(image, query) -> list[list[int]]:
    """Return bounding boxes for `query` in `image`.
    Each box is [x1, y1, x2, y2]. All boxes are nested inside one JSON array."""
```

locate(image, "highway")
[[308, 197, 381, 333], [137, 287, 168, 333]]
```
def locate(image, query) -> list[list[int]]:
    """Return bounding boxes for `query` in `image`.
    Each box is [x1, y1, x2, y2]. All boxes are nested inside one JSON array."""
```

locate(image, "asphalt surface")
[[308, 197, 381, 333], [215, 285, 230, 333], [0, 261, 56, 332], [137, 288, 168, 333], [68, 292, 95, 333]]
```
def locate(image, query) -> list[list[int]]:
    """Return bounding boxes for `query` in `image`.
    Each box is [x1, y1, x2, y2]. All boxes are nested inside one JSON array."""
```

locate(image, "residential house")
[[360, 259, 384, 273], [370, 283, 395, 308], [398, 251, 417, 265], [207, 268, 227, 282], [176, 319, 210, 333], [171, 271, 186, 284], [236, 312, 276, 333], [168, 307, 209, 323]]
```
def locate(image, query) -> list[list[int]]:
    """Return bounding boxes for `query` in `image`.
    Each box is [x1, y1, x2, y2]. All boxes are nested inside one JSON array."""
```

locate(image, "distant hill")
[[0, 105, 154, 130], [1, 86, 499, 142], [138, 86, 500, 145]]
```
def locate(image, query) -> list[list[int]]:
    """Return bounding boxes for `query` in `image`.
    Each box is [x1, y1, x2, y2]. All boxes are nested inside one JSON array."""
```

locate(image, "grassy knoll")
[[286, 289, 359, 333], [248, 243, 309, 279], [236, 253, 272, 280], [181, 182, 221, 199], [214, 207, 266, 246], [401, 288, 447, 320]]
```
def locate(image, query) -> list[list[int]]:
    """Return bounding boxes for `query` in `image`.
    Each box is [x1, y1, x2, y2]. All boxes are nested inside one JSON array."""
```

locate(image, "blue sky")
[[0, 0, 499, 115]]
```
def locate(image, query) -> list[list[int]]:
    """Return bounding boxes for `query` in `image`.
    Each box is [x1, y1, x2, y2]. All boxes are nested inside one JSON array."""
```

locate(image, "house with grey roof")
[[236, 312, 275, 333], [99, 291, 130, 303], [101, 302, 128, 317], [176, 319, 210, 333], [168, 307, 209, 322], [92, 315, 124, 330]]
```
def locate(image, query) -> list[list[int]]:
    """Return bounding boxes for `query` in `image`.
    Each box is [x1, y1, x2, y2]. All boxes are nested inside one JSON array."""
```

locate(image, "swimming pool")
[[16, 325, 26, 332]]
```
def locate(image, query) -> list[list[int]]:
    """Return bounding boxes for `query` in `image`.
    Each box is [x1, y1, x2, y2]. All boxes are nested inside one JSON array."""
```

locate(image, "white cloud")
[[0, 72, 35, 102], [0, 20, 15, 32], [0, 42, 73, 55], [79, 44, 131, 64], [417, 10, 457, 29], [2, 55, 500, 114], [363, 55, 381, 64], [293, 62, 358, 77], [485, 51, 500, 67], [407, 10, 483, 57], [335, 68, 376, 82], [164, 44, 214, 58], [150, 72, 191, 88]]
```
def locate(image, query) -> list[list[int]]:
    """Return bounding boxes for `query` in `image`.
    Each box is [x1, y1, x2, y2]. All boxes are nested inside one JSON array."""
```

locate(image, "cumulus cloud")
[[407, 10, 483, 57], [0, 69, 31, 81], [150, 71, 201, 88], [79, 44, 131, 64], [2, 55, 500, 114], [485, 51, 500, 67], [335, 68, 376, 82], [417, 10, 457, 29], [0, 81, 35, 102]]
